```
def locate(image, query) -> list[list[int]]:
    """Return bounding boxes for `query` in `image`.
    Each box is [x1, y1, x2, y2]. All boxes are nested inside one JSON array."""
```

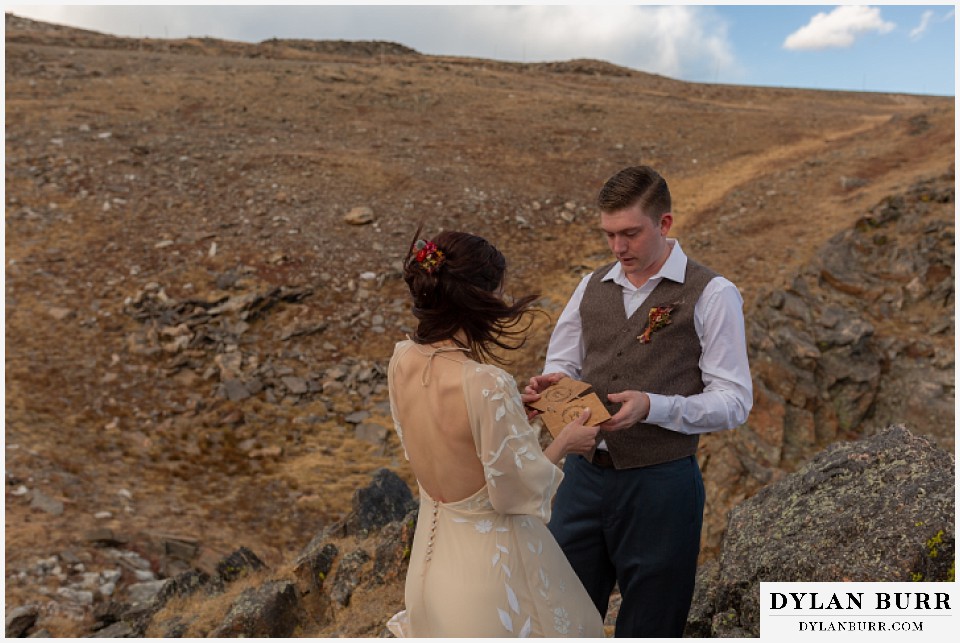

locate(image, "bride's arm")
[[464, 364, 593, 520]]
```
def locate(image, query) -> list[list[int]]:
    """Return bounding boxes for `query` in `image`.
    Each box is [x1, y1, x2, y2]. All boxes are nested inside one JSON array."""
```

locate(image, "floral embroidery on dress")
[[513, 444, 538, 469], [475, 519, 493, 534], [519, 617, 532, 638], [553, 607, 571, 635], [485, 466, 505, 487], [499, 578, 532, 636], [477, 366, 553, 509], [498, 608, 513, 632]]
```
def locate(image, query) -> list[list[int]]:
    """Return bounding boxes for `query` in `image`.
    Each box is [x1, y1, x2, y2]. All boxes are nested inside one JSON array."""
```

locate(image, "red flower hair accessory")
[[413, 239, 445, 274]]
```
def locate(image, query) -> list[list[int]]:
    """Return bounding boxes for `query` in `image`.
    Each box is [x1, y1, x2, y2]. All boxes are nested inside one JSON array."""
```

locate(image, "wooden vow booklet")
[[525, 377, 611, 438]]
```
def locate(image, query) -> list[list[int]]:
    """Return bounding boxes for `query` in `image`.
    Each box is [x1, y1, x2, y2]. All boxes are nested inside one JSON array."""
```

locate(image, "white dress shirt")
[[543, 239, 752, 436]]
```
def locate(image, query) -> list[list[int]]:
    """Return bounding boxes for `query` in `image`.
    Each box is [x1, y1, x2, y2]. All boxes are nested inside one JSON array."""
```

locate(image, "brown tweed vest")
[[579, 258, 718, 469]]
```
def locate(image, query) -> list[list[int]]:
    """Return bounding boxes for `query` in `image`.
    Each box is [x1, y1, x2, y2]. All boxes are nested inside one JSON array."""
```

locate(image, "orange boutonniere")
[[637, 305, 674, 344]]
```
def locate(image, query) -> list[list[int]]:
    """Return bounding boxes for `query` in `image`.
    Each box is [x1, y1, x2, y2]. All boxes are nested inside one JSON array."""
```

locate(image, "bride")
[[386, 229, 609, 637]]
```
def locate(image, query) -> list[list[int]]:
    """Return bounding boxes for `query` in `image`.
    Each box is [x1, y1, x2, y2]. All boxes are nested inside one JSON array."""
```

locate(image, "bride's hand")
[[555, 407, 598, 457]]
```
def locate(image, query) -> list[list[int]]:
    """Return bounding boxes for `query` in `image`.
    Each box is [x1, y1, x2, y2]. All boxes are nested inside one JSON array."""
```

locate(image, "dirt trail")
[[674, 115, 891, 224]]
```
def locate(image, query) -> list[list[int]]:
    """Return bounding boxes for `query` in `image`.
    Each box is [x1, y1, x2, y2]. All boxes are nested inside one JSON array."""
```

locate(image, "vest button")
[[612, 374, 619, 380], [616, 351, 623, 357]]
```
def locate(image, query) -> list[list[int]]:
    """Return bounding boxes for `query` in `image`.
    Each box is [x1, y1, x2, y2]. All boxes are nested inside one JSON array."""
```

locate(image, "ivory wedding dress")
[[386, 339, 604, 638]]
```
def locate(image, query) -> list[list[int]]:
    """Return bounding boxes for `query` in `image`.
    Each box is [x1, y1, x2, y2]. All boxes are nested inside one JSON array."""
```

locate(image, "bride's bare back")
[[389, 342, 486, 503]]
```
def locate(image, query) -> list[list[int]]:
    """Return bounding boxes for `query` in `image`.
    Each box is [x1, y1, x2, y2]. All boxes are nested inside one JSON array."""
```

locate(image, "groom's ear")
[[658, 212, 673, 236]]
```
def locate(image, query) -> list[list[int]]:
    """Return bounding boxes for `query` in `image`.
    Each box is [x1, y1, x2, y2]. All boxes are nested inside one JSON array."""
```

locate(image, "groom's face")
[[600, 203, 673, 284]]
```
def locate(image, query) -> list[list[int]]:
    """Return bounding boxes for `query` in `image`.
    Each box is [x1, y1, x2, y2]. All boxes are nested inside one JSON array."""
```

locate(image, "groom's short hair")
[[598, 165, 671, 221]]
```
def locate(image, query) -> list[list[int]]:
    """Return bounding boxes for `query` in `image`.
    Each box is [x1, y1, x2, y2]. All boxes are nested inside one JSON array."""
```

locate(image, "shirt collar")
[[601, 239, 688, 288]]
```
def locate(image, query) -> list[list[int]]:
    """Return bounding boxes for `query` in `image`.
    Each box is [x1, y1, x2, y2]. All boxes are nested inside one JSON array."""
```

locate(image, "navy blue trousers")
[[548, 454, 705, 638]]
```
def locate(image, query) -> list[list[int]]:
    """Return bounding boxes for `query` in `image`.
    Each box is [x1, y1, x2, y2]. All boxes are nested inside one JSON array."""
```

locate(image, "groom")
[[527, 165, 752, 637]]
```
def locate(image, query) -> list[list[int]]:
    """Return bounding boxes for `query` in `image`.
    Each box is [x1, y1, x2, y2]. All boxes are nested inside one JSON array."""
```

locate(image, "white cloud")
[[452, 5, 738, 82], [909, 10, 934, 40], [7, 5, 739, 83], [783, 6, 895, 51]]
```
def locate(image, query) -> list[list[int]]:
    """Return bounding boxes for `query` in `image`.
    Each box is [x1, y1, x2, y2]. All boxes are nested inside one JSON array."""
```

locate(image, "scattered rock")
[[344, 410, 370, 424], [29, 489, 64, 515], [343, 206, 375, 225], [249, 445, 282, 459], [216, 546, 266, 583], [355, 422, 388, 445], [91, 599, 126, 630], [57, 586, 95, 605], [125, 579, 171, 605], [83, 528, 127, 547], [221, 378, 251, 401], [281, 376, 308, 395], [839, 175, 868, 190], [329, 549, 371, 607], [88, 621, 135, 637], [5, 604, 39, 638], [47, 306, 75, 321], [158, 570, 215, 605]]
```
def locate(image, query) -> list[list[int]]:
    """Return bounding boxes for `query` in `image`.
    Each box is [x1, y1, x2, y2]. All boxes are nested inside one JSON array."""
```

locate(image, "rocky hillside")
[[696, 168, 955, 556], [4, 13, 954, 636], [9, 423, 952, 638]]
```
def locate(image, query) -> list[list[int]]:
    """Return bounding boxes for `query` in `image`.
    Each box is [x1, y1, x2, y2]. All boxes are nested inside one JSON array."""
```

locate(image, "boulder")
[[689, 425, 954, 637], [371, 508, 417, 585], [293, 541, 339, 624], [343, 468, 416, 537], [329, 549, 372, 607], [153, 569, 214, 605], [210, 580, 304, 637]]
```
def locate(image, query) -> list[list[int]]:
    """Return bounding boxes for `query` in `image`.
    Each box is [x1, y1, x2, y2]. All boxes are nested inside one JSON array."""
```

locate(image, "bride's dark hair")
[[403, 225, 540, 364]]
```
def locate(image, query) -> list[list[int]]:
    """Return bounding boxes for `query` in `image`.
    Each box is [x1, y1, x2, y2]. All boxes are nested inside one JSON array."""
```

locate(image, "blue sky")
[[7, 3, 956, 96]]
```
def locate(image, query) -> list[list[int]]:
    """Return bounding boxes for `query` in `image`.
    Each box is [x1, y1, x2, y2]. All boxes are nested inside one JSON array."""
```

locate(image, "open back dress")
[[386, 339, 605, 638]]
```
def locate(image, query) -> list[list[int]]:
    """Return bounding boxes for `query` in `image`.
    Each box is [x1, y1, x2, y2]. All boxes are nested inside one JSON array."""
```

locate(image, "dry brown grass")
[[4, 13, 953, 636]]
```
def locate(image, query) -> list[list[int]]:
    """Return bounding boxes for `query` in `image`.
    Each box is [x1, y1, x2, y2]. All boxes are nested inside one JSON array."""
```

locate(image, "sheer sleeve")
[[462, 363, 563, 522]]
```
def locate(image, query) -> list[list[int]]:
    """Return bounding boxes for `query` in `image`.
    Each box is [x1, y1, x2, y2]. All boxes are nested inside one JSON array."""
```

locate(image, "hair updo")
[[402, 226, 540, 364]]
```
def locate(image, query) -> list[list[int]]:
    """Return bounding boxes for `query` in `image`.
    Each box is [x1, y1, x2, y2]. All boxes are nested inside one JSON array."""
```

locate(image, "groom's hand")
[[600, 390, 650, 431]]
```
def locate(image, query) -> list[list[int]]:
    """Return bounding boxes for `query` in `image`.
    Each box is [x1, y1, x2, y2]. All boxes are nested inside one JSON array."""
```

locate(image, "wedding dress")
[[386, 339, 604, 638]]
